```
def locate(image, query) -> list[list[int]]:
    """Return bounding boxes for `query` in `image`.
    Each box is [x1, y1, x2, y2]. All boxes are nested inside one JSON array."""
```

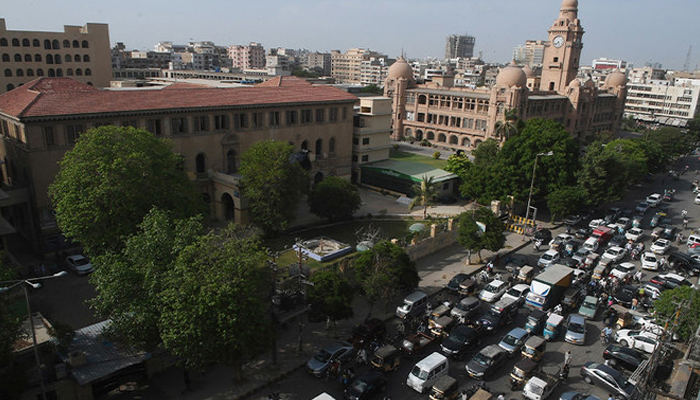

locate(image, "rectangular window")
[[65, 124, 85, 144], [194, 116, 209, 131], [362, 137, 370, 145], [146, 119, 162, 136], [214, 115, 229, 130], [233, 113, 249, 129], [361, 155, 369, 162], [171, 117, 188, 134], [43, 126, 55, 147], [286, 110, 298, 125], [1, 121, 8, 136], [315, 108, 324, 122], [352, 155, 358, 162], [301, 109, 313, 123], [252, 112, 263, 128], [352, 138, 359, 145], [269, 111, 280, 126], [329, 108, 338, 122]]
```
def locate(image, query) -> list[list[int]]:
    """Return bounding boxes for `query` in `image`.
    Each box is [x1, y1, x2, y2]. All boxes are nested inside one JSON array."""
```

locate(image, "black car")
[[474, 310, 510, 333], [609, 234, 627, 249], [440, 324, 481, 359], [668, 252, 700, 276], [603, 344, 646, 372], [350, 318, 386, 347], [504, 255, 528, 273], [466, 344, 508, 380], [613, 285, 638, 308], [446, 273, 470, 292], [574, 227, 590, 240], [580, 362, 637, 400], [660, 224, 677, 240], [650, 273, 693, 290], [534, 229, 553, 243], [344, 370, 387, 400]]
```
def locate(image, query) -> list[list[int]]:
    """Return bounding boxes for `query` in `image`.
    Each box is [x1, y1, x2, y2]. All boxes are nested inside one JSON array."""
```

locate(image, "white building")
[[624, 78, 700, 127]]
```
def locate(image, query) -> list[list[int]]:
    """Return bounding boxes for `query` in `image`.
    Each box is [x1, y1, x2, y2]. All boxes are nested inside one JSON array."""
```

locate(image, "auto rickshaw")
[[459, 277, 478, 297], [469, 388, 493, 400], [429, 315, 455, 338], [611, 304, 634, 330], [521, 336, 547, 362], [370, 344, 400, 372], [592, 258, 613, 281], [525, 309, 547, 334], [584, 253, 600, 271], [429, 375, 459, 400], [510, 357, 539, 391], [517, 266, 534, 284], [431, 304, 451, 320], [543, 313, 565, 341]]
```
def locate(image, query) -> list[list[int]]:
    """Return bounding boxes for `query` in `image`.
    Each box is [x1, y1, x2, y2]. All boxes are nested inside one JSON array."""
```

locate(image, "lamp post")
[[525, 151, 554, 224], [1, 270, 68, 400]]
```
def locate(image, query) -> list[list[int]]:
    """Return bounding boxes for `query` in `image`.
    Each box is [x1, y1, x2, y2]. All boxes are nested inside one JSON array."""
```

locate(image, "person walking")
[[564, 350, 572, 367], [631, 297, 639, 311]]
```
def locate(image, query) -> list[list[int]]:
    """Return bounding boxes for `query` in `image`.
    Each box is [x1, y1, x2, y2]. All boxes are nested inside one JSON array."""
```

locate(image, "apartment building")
[[228, 42, 265, 70], [331, 48, 388, 85], [445, 35, 475, 60], [513, 40, 545, 67], [624, 79, 700, 127]]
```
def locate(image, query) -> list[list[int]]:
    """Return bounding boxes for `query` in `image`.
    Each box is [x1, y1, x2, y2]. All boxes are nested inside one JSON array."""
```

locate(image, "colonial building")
[[384, 0, 627, 146], [0, 18, 111, 93], [0, 76, 356, 253]]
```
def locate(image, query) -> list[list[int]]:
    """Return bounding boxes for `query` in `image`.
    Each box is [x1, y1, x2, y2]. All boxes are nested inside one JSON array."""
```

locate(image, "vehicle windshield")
[[542, 254, 553, 261], [582, 300, 596, 309], [644, 255, 656, 262], [527, 382, 544, 395], [513, 368, 525, 378], [449, 276, 464, 286], [314, 349, 332, 363], [485, 284, 499, 292], [449, 331, 467, 343], [524, 346, 536, 355], [411, 365, 428, 379], [568, 322, 585, 333], [472, 352, 492, 366], [502, 334, 518, 345], [506, 288, 521, 297], [349, 379, 368, 392]]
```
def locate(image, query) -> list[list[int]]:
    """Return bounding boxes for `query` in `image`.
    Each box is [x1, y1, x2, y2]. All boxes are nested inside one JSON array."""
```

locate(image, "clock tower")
[[539, 0, 584, 93]]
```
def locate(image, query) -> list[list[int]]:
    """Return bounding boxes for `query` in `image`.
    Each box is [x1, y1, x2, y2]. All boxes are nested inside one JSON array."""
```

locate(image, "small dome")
[[561, 0, 578, 10], [605, 70, 627, 88], [568, 79, 581, 88], [522, 65, 535, 78], [496, 62, 527, 88], [388, 57, 414, 80]]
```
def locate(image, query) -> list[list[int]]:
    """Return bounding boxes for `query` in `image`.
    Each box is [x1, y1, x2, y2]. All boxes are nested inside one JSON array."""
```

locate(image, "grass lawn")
[[389, 150, 447, 169]]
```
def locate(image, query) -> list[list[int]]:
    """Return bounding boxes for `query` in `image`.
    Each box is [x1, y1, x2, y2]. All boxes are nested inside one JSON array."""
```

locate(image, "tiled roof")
[[0, 77, 357, 119]]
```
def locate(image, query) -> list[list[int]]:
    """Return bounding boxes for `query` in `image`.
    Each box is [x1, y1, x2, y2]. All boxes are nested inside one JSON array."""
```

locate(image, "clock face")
[[553, 36, 565, 48]]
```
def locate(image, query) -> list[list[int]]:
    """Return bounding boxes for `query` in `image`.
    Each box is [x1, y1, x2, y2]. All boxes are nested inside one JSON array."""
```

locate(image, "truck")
[[522, 368, 563, 400], [525, 264, 573, 311]]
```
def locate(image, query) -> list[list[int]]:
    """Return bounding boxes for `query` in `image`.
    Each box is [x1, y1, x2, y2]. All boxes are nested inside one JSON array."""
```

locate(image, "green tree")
[[471, 139, 500, 168], [546, 185, 587, 221], [90, 208, 203, 350], [0, 263, 27, 398], [307, 268, 354, 334], [49, 126, 204, 255], [354, 240, 419, 316], [239, 140, 308, 235], [444, 152, 472, 177], [494, 108, 519, 140], [457, 208, 506, 262], [360, 84, 383, 94], [308, 177, 361, 221], [653, 285, 700, 341], [643, 127, 693, 161], [409, 176, 439, 219], [158, 225, 272, 379]]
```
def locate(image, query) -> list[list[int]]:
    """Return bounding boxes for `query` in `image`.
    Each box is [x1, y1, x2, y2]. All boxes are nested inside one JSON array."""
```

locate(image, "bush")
[[420, 139, 430, 147], [393, 144, 399, 150], [433, 151, 441, 159]]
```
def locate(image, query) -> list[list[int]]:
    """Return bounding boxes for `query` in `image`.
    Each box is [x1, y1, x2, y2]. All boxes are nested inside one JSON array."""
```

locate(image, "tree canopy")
[[457, 208, 506, 261], [409, 176, 439, 219], [653, 285, 700, 341], [308, 177, 361, 221], [307, 268, 354, 324], [49, 126, 204, 255], [239, 140, 308, 236]]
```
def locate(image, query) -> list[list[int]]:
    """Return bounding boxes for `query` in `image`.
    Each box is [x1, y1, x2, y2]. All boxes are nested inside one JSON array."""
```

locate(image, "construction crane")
[[684, 45, 692, 72]]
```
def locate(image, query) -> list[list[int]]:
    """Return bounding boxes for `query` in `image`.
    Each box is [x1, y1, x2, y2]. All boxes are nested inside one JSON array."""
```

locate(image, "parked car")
[[451, 297, 481, 321], [534, 229, 553, 244], [613, 285, 638, 308], [614, 330, 659, 354], [498, 327, 531, 357], [538, 250, 560, 269], [610, 262, 636, 280], [578, 296, 600, 320], [650, 273, 693, 290], [641, 252, 660, 270], [572, 248, 591, 266], [646, 193, 663, 207], [605, 207, 622, 223], [667, 252, 700, 276], [583, 237, 599, 253], [602, 246, 626, 263], [479, 280, 508, 303], [565, 314, 587, 345], [504, 256, 529, 273], [589, 219, 606, 229], [440, 325, 481, 359], [615, 217, 632, 231], [306, 341, 355, 377], [650, 239, 671, 255], [550, 233, 574, 251], [446, 273, 470, 292], [642, 282, 666, 300], [65, 254, 95, 276], [580, 362, 637, 399], [608, 234, 627, 249], [625, 227, 644, 242], [564, 215, 583, 226], [344, 370, 387, 400], [603, 345, 646, 372], [574, 227, 590, 240], [501, 284, 530, 306], [465, 344, 508, 380]]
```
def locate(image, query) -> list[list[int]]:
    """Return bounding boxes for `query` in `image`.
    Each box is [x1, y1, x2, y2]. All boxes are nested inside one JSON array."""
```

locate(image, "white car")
[[641, 252, 660, 270], [695, 194, 700, 205], [610, 262, 636, 280], [501, 283, 530, 305], [602, 246, 626, 262], [589, 219, 606, 229], [615, 217, 632, 231], [583, 237, 599, 252], [646, 193, 663, 207], [65, 254, 95, 276], [625, 227, 644, 242], [479, 279, 508, 303], [537, 250, 560, 269], [549, 233, 574, 250], [650, 239, 671, 255], [614, 329, 660, 354]]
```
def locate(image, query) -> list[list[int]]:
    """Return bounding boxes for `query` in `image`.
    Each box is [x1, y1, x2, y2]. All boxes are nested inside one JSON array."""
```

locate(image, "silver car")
[[565, 314, 586, 345], [498, 327, 530, 357]]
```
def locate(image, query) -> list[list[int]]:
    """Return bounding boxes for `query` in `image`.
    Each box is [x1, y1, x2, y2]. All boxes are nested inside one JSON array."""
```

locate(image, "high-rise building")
[[228, 42, 265, 70], [331, 48, 388, 84], [513, 40, 546, 67], [445, 35, 475, 60], [306, 52, 331, 76], [0, 18, 112, 93]]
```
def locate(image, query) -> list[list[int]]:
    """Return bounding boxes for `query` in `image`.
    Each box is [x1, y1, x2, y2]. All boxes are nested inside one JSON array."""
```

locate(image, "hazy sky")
[[3, 0, 700, 70]]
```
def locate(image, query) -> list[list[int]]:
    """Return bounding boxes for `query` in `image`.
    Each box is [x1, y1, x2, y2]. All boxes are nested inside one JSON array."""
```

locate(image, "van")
[[490, 296, 518, 319], [406, 352, 449, 393], [396, 291, 428, 319], [687, 234, 700, 249], [591, 226, 613, 245]]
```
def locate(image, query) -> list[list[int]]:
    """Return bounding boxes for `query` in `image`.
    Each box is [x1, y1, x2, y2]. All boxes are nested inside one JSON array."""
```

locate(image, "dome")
[[561, 0, 578, 10], [605, 70, 627, 88], [496, 63, 527, 88], [388, 57, 414, 80], [568, 79, 581, 88], [522, 65, 535, 78]]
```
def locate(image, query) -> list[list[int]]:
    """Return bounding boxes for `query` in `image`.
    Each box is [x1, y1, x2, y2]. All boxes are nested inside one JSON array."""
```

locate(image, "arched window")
[[63, 40, 70, 48], [4, 69, 11, 77], [427, 131, 435, 140], [83, 54, 90, 62], [0, 38, 7, 46], [54, 54, 61, 64], [6, 84, 13, 91], [462, 137, 471, 147], [26, 69, 34, 76], [85, 68, 92, 76], [46, 54, 53, 64], [32, 39, 40, 47], [195, 153, 206, 173], [221, 193, 235, 220], [65, 54, 71, 62], [66, 68, 73, 76], [329, 137, 335, 153], [75, 68, 82, 76], [81, 40, 89, 48], [74, 54, 81, 62], [56, 68, 62, 77], [418, 95, 427, 104], [13, 54, 21, 62], [16, 69, 23, 77], [226, 150, 236, 173], [301, 140, 308, 151], [24, 54, 31, 62], [44, 39, 51, 50], [34, 54, 41, 62], [1, 54, 8, 62], [51, 39, 59, 49], [72, 40, 79, 48], [315, 138, 322, 155], [11, 38, 19, 47], [48, 68, 55, 77], [87, 82, 92, 86], [36, 68, 44, 76], [438, 133, 447, 142], [416, 129, 424, 140], [449, 135, 458, 145], [22, 39, 29, 47]]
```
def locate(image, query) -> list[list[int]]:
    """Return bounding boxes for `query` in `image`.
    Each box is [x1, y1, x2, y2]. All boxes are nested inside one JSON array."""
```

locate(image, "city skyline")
[[3, 0, 700, 70]]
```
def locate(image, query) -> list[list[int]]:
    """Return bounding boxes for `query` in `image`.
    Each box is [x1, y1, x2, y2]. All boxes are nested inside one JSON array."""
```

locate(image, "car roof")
[[568, 314, 585, 323], [481, 344, 505, 357], [510, 283, 530, 291], [506, 327, 529, 338]]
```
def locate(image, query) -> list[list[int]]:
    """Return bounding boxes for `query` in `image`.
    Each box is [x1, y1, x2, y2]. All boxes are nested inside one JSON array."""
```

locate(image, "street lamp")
[[525, 151, 554, 224], [1, 270, 68, 400]]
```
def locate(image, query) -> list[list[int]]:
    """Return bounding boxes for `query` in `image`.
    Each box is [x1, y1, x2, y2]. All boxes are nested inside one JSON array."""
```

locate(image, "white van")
[[406, 352, 449, 393], [687, 234, 700, 249], [396, 291, 428, 319]]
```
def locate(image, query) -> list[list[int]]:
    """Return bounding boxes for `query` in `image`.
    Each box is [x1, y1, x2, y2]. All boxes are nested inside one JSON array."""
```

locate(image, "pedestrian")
[[564, 350, 572, 367], [497, 394, 505, 400], [631, 297, 638, 311], [608, 394, 615, 400]]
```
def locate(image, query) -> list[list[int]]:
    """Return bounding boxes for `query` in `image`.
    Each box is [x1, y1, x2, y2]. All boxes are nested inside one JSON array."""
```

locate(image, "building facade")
[[352, 97, 393, 182], [306, 52, 332, 76], [624, 79, 700, 127], [228, 43, 266, 70], [331, 48, 388, 85], [445, 35, 476, 60], [385, 0, 626, 147], [513, 40, 546, 67], [0, 18, 111, 93], [0, 76, 356, 253]]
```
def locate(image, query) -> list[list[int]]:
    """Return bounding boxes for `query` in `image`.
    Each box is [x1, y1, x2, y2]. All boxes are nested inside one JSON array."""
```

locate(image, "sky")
[[3, 0, 700, 70]]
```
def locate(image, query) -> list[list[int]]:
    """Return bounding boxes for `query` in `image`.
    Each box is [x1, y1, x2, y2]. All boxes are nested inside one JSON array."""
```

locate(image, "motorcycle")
[[559, 364, 570, 380], [533, 238, 543, 251]]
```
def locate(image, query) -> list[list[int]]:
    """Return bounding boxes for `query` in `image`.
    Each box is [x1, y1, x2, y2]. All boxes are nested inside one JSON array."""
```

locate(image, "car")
[[479, 279, 508, 303], [440, 325, 481, 359], [306, 341, 355, 377], [578, 295, 600, 320], [564, 314, 587, 345], [451, 297, 481, 321], [446, 273, 469, 292], [572, 269, 590, 287], [646, 193, 663, 207], [660, 225, 677, 240], [614, 329, 659, 354], [583, 237, 599, 253], [580, 362, 637, 400], [650, 273, 693, 290], [642, 282, 665, 300], [344, 370, 387, 400], [641, 252, 660, 270], [564, 215, 582, 226], [65, 254, 94, 276], [615, 217, 632, 231], [465, 344, 508, 379], [613, 285, 638, 308], [574, 227, 590, 240], [550, 233, 574, 250], [635, 202, 650, 214], [501, 284, 530, 306], [667, 252, 700, 276], [537, 250, 560, 269], [603, 344, 647, 372], [602, 246, 626, 263], [351, 318, 386, 347], [625, 227, 644, 242], [695, 193, 700, 205], [608, 234, 627, 249], [650, 239, 671, 255], [560, 393, 602, 400], [589, 219, 606, 229], [498, 327, 531, 357], [534, 229, 553, 243], [605, 207, 622, 223], [572, 247, 591, 266], [474, 310, 510, 333], [504, 256, 528, 273], [610, 262, 636, 280]]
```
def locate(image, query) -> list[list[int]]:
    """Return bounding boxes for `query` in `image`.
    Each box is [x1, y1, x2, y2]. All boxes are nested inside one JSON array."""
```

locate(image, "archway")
[[449, 135, 458, 145], [221, 193, 235, 221], [462, 137, 471, 147], [427, 131, 435, 140], [195, 153, 206, 173], [437, 133, 446, 142], [416, 130, 424, 140]]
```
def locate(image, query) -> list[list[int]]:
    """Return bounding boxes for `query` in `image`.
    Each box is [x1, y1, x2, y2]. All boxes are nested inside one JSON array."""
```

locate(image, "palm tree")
[[495, 108, 519, 140], [409, 176, 439, 219]]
